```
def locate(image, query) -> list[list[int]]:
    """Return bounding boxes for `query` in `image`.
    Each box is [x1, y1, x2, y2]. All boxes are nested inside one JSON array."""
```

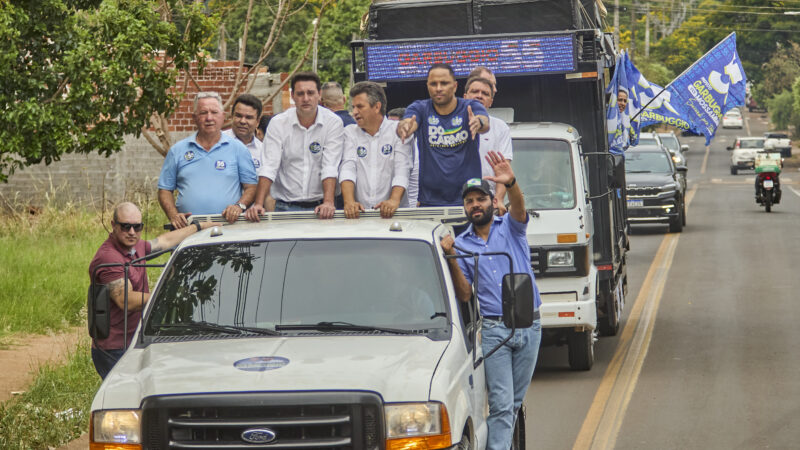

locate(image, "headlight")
[[672, 155, 681, 164], [385, 403, 451, 449], [92, 410, 141, 446], [660, 183, 677, 192], [548, 250, 574, 267]]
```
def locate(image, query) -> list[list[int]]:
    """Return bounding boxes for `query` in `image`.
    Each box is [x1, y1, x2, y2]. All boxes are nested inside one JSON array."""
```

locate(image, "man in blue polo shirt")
[[441, 150, 542, 450], [158, 92, 257, 229], [396, 63, 490, 206]]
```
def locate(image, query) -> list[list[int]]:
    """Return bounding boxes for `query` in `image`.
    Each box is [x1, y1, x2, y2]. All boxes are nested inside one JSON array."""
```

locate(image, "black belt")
[[277, 199, 323, 208], [483, 310, 540, 322]]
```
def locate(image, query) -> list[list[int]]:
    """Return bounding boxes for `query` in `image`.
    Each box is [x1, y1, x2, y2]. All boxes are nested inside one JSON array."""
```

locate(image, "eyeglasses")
[[115, 222, 144, 232]]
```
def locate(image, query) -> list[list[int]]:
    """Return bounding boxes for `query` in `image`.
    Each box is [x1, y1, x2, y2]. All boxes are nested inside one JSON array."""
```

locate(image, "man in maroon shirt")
[[88, 202, 213, 378]]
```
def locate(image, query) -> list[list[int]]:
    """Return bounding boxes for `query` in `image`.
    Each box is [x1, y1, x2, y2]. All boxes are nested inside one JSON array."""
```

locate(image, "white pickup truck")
[[88, 209, 534, 450], [764, 132, 792, 157]]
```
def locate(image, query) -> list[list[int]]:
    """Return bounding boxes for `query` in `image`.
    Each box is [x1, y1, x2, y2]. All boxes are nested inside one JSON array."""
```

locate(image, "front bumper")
[[626, 194, 680, 224], [731, 159, 755, 170], [536, 274, 597, 329]]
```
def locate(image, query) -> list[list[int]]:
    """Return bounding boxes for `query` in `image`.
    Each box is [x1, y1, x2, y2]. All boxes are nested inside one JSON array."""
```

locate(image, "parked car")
[[722, 109, 744, 129], [747, 97, 766, 113], [764, 132, 792, 157], [625, 144, 687, 233], [727, 136, 765, 175]]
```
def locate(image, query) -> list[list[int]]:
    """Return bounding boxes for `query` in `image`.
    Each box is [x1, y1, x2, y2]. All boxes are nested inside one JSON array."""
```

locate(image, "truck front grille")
[[627, 186, 661, 197], [141, 392, 383, 449]]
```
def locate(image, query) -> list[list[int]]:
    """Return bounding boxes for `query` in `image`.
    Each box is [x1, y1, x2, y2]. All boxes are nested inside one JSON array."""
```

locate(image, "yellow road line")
[[700, 145, 710, 174], [572, 185, 697, 450]]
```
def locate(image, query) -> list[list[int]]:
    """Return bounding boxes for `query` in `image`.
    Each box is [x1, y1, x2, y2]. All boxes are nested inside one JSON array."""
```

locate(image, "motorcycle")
[[754, 151, 782, 213]]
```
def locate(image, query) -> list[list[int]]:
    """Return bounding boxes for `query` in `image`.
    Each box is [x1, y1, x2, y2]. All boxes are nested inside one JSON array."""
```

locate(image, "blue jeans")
[[481, 318, 542, 450], [274, 200, 317, 212], [91, 348, 126, 379]]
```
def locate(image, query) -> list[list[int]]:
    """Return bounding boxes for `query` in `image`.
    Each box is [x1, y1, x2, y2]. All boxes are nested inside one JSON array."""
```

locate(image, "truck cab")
[[509, 123, 598, 370], [89, 210, 534, 449]]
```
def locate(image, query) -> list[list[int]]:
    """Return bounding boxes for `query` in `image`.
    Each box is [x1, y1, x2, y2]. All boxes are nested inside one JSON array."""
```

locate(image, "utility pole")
[[614, 0, 620, 51], [629, 1, 637, 62], [645, 3, 650, 58], [218, 22, 227, 60], [312, 18, 319, 73]]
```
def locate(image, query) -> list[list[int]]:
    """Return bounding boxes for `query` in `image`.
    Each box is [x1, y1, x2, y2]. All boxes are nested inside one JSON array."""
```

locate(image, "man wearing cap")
[[441, 150, 542, 450]]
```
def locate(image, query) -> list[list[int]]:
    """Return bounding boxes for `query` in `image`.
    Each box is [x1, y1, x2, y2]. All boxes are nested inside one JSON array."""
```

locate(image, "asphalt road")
[[524, 110, 800, 449]]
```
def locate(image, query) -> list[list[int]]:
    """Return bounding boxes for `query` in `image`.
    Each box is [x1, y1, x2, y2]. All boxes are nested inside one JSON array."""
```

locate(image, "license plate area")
[[627, 199, 644, 207], [764, 180, 774, 189]]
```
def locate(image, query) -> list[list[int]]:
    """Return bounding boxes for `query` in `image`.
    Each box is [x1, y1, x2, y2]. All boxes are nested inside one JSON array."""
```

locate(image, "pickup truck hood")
[[626, 173, 674, 187], [94, 336, 448, 410]]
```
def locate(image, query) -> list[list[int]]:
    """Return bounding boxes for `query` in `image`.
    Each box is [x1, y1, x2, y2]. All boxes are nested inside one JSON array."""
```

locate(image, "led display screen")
[[364, 34, 575, 81]]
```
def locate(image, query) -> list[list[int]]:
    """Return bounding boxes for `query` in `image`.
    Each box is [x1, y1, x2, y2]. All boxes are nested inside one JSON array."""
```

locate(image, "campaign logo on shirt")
[[381, 144, 393, 155], [215, 160, 226, 170], [252, 158, 261, 169], [309, 142, 322, 154], [184, 151, 195, 161], [451, 116, 463, 127], [357, 146, 367, 158], [428, 115, 440, 125]]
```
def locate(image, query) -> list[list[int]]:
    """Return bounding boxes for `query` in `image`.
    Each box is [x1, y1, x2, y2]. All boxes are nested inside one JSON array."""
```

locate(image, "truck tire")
[[568, 329, 595, 371], [511, 407, 526, 450], [599, 283, 622, 336], [730, 166, 737, 175], [454, 432, 471, 450]]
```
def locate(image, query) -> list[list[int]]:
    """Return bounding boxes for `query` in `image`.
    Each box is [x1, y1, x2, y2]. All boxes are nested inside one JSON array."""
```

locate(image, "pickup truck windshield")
[[144, 239, 448, 337], [625, 151, 672, 174], [510, 139, 576, 210], [738, 139, 765, 149]]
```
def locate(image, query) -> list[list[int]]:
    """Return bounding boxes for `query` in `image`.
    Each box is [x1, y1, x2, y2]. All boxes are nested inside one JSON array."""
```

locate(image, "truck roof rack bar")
[[187, 206, 469, 226]]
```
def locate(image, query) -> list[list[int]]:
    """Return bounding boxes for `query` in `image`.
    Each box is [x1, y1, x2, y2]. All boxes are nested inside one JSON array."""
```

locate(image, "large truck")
[[355, 0, 629, 369]]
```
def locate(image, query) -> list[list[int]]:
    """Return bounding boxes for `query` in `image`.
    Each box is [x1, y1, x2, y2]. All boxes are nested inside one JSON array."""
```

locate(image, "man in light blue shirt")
[[441, 151, 541, 450], [158, 92, 257, 229]]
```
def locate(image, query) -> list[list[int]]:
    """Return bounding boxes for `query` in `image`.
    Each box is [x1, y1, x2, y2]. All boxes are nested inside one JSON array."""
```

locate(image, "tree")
[[143, 0, 335, 156], [766, 89, 797, 132], [0, 0, 216, 182], [759, 42, 800, 100]]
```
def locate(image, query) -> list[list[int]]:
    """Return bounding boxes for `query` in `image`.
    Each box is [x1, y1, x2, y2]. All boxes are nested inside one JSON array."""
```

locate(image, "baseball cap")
[[461, 178, 493, 198]]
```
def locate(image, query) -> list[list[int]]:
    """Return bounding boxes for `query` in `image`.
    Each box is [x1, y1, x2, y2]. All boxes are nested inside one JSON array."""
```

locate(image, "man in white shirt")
[[339, 81, 412, 219], [464, 76, 514, 215], [245, 72, 344, 220], [224, 94, 263, 172]]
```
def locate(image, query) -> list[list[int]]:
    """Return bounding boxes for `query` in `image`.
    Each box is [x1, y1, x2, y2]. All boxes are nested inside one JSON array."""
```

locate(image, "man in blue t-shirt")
[[396, 63, 490, 206]]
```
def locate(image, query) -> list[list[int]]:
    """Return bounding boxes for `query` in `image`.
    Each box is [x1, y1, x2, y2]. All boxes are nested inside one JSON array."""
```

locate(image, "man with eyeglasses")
[[88, 202, 215, 379], [158, 91, 258, 229]]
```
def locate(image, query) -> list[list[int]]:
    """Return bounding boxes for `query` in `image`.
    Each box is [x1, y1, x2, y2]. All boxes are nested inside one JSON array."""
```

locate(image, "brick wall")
[[0, 64, 287, 209]]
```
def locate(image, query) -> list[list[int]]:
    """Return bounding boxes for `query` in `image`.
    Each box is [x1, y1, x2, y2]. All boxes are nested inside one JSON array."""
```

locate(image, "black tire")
[[765, 191, 772, 212], [511, 407, 526, 450], [730, 166, 737, 175], [681, 202, 687, 226], [568, 329, 595, 371], [454, 431, 471, 450], [598, 286, 620, 337], [668, 207, 683, 233]]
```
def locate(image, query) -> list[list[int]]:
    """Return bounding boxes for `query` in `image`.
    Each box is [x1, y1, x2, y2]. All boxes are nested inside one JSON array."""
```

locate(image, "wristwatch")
[[236, 203, 247, 211], [504, 177, 517, 189]]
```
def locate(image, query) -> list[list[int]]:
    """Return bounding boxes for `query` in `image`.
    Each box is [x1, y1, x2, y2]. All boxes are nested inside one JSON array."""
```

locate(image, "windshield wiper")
[[154, 321, 279, 336], [276, 321, 413, 335], [627, 170, 652, 173]]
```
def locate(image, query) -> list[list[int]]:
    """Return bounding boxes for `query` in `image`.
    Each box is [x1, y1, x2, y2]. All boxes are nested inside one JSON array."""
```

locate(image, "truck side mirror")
[[726, 145, 733, 151], [88, 284, 111, 340], [607, 154, 625, 189], [502, 273, 535, 329], [676, 166, 688, 173], [680, 144, 689, 153]]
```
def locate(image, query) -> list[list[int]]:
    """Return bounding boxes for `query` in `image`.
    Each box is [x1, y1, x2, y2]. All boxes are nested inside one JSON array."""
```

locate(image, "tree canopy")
[[0, 0, 216, 182]]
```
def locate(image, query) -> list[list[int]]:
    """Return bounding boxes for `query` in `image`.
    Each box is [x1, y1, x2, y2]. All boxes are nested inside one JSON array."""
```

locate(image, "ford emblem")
[[241, 428, 277, 444]]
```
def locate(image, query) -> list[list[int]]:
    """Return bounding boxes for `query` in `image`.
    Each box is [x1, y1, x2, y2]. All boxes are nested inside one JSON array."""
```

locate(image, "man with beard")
[[441, 151, 542, 450], [396, 63, 489, 206]]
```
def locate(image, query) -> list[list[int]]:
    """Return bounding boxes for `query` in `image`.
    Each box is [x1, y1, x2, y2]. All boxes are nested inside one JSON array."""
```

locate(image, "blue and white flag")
[[665, 32, 746, 145], [606, 51, 641, 154], [638, 82, 701, 133]]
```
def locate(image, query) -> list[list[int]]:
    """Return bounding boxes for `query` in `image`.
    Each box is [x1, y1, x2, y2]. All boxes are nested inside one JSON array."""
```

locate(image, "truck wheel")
[[511, 407, 526, 450], [681, 202, 687, 226], [730, 166, 737, 175], [568, 329, 595, 371], [455, 432, 471, 450], [599, 283, 622, 336]]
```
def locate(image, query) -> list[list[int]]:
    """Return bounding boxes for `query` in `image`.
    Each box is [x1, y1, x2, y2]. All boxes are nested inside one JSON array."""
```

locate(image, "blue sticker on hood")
[[234, 356, 289, 372]]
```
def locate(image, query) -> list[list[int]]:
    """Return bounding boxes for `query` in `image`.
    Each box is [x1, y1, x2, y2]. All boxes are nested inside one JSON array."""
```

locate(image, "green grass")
[[0, 341, 101, 450], [0, 199, 171, 343]]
